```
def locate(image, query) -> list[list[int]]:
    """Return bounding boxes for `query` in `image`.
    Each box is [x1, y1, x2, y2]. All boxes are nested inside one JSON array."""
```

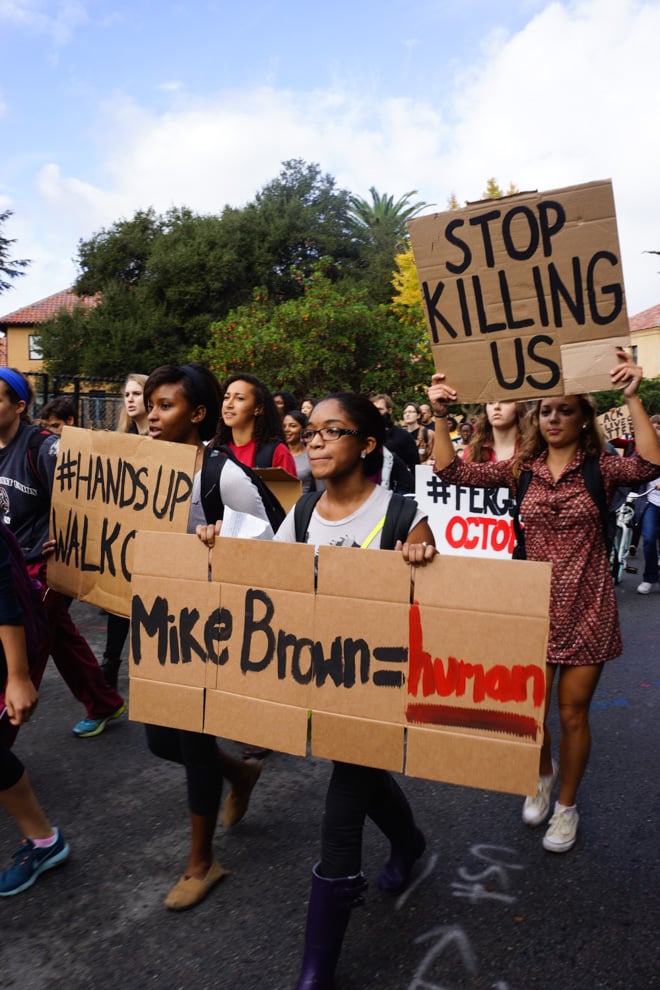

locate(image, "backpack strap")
[[381, 494, 419, 550], [255, 440, 280, 468], [200, 447, 227, 525], [511, 469, 532, 558], [582, 454, 610, 549], [293, 491, 419, 549], [512, 457, 610, 560], [27, 429, 51, 494], [293, 491, 324, 543]]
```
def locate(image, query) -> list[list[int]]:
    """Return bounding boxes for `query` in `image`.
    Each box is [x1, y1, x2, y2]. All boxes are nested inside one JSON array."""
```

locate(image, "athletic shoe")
[[0, 829, 70, 896], [542, 803, 579, 853], [72, 699, 126, 738], [637, 581, 659, 595], [522, 759, 558, 826]]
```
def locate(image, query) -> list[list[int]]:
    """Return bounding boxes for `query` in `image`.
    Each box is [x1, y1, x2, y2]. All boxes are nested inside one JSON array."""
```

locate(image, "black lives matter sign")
[[407, 180, 631, 402]]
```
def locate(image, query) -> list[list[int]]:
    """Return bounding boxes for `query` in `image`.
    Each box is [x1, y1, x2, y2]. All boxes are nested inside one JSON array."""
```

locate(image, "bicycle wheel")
[[610, 528, 624, 584]]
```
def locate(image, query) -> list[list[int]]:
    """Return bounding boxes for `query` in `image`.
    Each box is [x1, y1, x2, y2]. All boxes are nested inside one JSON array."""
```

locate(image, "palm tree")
[[347, 188, 430, 304], [348, 187, 429, 253]]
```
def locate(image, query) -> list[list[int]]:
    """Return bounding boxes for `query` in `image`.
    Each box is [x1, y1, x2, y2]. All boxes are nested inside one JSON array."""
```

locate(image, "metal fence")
[[25, 373, 125, 431]]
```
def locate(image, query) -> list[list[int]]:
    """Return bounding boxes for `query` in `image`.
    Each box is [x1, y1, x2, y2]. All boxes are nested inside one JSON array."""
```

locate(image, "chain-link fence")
[[25, 373, 125, 430]]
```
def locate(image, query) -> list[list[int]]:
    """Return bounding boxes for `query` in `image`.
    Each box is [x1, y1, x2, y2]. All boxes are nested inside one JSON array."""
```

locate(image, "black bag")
[[200, 444, 286, 533]]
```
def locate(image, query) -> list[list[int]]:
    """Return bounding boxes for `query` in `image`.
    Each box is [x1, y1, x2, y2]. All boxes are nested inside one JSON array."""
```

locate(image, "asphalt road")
[[1, 567, 659, 990]]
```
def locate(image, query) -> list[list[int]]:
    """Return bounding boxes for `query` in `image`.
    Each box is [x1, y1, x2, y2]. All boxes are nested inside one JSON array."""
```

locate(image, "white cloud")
[[4, 0, 659, 316], [0, 0, 88, 44]]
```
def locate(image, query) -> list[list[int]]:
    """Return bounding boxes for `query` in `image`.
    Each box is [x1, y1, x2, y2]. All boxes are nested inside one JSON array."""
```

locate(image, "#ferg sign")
[[407, 180, 631, 402], [415, 466, 516, 559]]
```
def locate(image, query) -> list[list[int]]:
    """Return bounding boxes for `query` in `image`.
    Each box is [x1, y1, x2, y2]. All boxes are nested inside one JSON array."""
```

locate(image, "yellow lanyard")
[[360, 516, 385, 549]]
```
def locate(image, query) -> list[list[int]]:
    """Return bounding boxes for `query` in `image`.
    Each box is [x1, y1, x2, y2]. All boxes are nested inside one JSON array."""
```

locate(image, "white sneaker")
[[542, 802, 579, 853], [637, 581, 658, 595], [522, 759, 558, 826]]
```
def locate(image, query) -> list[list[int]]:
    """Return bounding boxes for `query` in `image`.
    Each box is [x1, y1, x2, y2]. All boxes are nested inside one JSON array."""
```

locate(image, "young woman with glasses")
[[276, 393, 436, 990]]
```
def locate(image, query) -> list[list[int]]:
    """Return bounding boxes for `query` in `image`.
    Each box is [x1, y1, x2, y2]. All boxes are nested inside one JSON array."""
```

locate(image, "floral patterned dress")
[[437, 450, 659, 665]]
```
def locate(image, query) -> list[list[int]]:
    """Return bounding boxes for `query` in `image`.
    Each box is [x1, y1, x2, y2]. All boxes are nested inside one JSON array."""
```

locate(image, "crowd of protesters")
[[1, 354, 659, 990]]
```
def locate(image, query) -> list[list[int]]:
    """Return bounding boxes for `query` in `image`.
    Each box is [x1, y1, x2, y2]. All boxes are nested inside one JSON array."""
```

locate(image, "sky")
[[1, 0, 659, 319]]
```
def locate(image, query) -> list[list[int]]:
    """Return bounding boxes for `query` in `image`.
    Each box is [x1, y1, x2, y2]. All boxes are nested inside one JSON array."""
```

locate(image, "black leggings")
[[145, 725, 223, 817], [105, 613, 130, 658], [0, 744, 24, 791], [320, 761, 415, 878]]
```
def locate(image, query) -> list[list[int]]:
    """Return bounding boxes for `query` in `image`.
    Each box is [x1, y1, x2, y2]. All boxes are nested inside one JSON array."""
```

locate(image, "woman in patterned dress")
[[427, 350, 660, 853]]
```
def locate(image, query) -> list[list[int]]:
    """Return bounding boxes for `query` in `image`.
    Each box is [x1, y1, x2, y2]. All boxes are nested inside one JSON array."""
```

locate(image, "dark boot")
[[367, 778, 425, 896], [100, 654, 121, 689], [295, 863, 367, 990]]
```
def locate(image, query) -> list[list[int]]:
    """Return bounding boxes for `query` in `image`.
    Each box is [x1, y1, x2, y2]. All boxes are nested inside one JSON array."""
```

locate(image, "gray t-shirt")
[[274, 485, 424, 549]]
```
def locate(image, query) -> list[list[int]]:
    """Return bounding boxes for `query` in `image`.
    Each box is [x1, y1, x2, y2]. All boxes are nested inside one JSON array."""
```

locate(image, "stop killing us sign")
[[407, 179, 631, 402]]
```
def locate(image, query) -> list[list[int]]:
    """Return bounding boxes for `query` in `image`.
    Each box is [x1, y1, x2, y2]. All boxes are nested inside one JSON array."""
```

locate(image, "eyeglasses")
[[301, 427, 361, 444]]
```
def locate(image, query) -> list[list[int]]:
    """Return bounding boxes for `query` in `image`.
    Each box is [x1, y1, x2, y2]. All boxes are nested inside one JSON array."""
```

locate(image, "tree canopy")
[[195, 263, 434, 399], [37, 161, 432, 390], [0, 210, 30, 294]]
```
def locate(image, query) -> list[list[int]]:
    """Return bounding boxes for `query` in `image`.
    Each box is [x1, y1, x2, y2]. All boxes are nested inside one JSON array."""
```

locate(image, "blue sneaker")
[[0, 828, 70, 896], [72, 699, 126, 738]]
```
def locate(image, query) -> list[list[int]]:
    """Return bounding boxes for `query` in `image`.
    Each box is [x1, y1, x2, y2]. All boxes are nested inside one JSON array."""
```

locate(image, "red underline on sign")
[[405, 703, 539, 740]]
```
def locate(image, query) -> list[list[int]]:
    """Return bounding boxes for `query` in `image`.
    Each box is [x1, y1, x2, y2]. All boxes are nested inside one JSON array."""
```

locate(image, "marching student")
[[428, 350, 660, 853]]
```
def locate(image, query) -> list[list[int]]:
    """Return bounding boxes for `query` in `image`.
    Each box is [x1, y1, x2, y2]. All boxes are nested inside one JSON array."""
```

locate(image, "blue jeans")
[[641, 501, 660, 583]]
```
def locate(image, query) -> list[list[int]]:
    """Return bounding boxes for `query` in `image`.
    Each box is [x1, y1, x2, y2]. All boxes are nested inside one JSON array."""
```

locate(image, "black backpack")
[[200, 443, 286, 533], [293, 491, 419, 549], [512, 455, 613, 560], [0, 522, 48, 687]]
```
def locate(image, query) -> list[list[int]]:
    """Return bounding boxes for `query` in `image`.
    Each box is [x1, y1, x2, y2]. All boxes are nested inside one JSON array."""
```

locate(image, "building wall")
[[5, 325, 44, 372], [632, 327, 660, 378]]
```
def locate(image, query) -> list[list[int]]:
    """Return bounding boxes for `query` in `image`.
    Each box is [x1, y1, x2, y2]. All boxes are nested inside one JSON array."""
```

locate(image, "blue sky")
[[1, 0, 659, 318]]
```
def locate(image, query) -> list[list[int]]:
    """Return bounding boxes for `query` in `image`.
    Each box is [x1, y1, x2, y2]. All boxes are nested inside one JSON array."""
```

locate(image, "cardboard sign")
[[255, 467, 302, 513], [48, 428, 196, 617], [129, 533, 552, 795], [415, 465, 515, 559], [598, 405, 634, 442], [407, 180, 630, 402]]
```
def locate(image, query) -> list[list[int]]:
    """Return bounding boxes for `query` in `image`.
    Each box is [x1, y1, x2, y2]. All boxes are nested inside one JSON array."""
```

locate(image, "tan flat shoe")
[[164, 859, 228, 911], [222, 759, 263, 828]]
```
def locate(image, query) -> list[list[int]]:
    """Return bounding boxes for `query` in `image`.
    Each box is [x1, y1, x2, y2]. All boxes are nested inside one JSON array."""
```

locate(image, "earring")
[[360, 451, 366, 459]]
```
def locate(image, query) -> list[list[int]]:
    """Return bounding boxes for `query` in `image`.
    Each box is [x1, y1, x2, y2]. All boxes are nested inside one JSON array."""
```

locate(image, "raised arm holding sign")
[[427, 348, 660, 853]]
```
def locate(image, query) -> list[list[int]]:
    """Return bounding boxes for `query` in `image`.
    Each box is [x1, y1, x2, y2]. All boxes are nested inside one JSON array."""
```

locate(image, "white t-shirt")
[[644, 474, 660, 507], [188, 458, 274, 537], [274, 485, 425, 549]]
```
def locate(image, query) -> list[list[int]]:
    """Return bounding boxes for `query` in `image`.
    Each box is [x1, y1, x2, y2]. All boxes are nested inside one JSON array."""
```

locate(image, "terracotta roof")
[[0, 288, 99, 326], [630, 302, 660, 332]]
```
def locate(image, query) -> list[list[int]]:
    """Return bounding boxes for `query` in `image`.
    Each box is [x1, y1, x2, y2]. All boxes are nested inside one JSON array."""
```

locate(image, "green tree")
[[348, 187, 429, 304], [0, 209, 30, 293], [243, 159, 358, 296], [39, 161, 364, 376], [196, 266, 434, 400], [75, 208, 163, 295], [592, 378, 660, 416]]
